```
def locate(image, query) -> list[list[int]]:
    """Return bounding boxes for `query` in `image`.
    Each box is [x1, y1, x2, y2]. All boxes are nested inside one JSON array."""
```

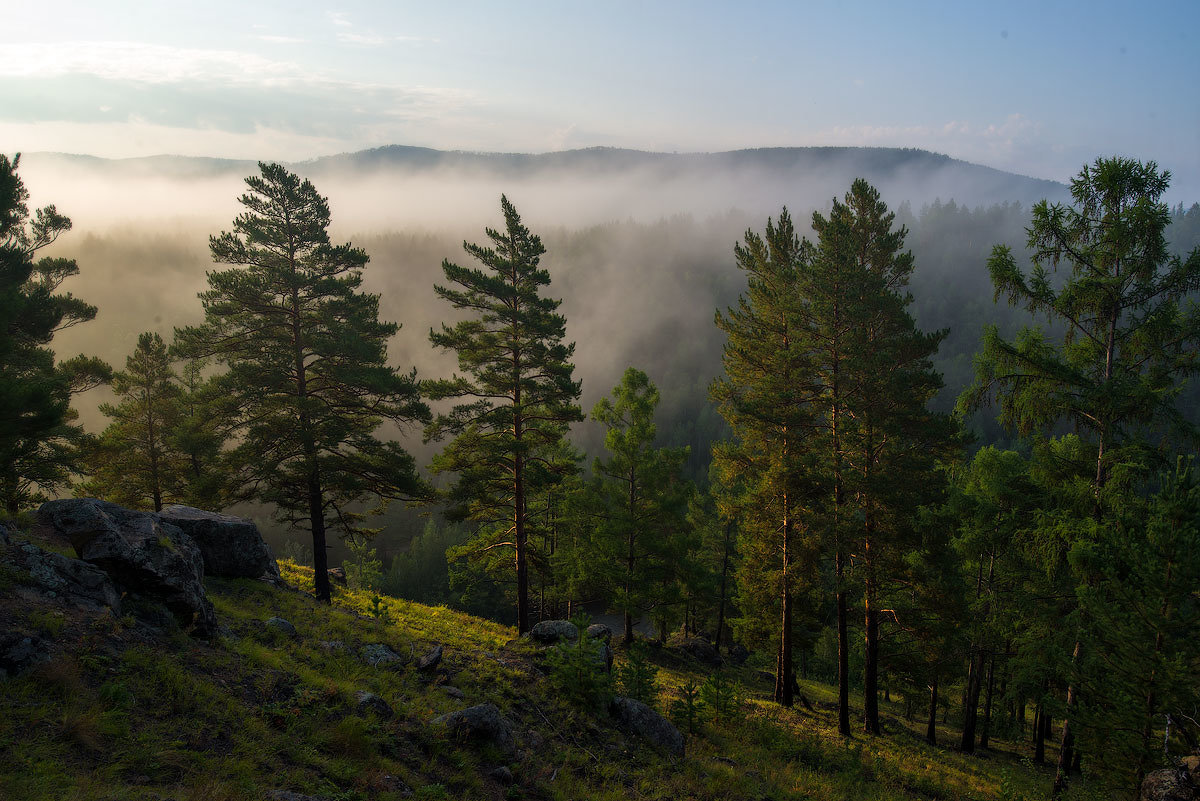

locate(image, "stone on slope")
[[159, 505, 280, 580], [1140, 769, 1196, 801], [0, 631, 51, 679], [35, 498, 215, 636], [528, 619, 578, 644], [355, 691, 394, 719], [432, 703, 515, 753], [361, 643, 404, 668], [610, 696, 685, 758], [586, 623, 613, 644], [265, 617, 298, 638], [417, 643, 444, 672]]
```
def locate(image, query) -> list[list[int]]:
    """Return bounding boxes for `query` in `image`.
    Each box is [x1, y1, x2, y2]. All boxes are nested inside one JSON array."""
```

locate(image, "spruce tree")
[[82, 332, 183, 511], [0, 153, 110, 513], [176, 162, 430, 602], [426, 195, 582, 634], [588, 367, 691, 645]]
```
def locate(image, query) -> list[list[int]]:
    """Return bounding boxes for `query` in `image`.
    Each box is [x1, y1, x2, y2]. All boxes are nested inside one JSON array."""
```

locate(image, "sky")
[[3, 0, 1198, 201]]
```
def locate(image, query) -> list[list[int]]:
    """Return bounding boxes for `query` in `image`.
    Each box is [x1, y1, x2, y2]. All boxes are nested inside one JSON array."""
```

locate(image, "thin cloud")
[[255, 35, 308, 44], [328, 11, 353, 27], [337, 32, 388, 47]]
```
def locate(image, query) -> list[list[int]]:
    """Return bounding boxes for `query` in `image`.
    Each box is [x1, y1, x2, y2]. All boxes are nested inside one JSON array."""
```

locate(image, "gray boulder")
[[528, 619, 578, 644], [355, 691, 394, 719], [417, 643, 444, 672], [432, 703, 515, 753], [35, 498, 215, 636], [666, 633, 720, 665], [265, 617, 298, 639], [586, 623, 613, 645], [0, 631, 51, 679], [1140, 769, 1196, 801], [361, 643, 404, 668], [1141, 769, 1197, 801], [609, 696, 685, 757], [159, 505, 280, 581], [441, 685, 465, 700], [14, 541, 121, 611]]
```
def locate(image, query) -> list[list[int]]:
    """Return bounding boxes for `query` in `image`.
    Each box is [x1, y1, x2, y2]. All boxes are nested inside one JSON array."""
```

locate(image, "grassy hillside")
[[1, 543, 1103, 801]]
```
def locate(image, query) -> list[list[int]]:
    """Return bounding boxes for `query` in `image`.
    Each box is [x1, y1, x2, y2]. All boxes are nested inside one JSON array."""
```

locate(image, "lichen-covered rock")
[[1140, 769, 1196, 801], [355, 690, 393, 719], [361, 643, 404, 668], [610, 696, 685, 757], [12, 541, 121, 611], [432, 703, 515, 753], [327, 567, 347, 585], [159, 505, 279, 581], [528, 619, 578, 644], [35, 498, 215, 636]]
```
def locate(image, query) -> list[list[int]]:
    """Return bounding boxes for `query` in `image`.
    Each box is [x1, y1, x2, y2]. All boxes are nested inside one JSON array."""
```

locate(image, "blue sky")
[[4, 0, 1198, 200]]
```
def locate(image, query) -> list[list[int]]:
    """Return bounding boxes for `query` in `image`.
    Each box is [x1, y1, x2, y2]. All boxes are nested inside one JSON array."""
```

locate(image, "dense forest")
[[4, 149, 1200, 799]]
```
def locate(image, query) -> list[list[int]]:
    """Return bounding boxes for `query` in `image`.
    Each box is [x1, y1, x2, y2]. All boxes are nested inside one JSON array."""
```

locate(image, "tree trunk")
[[1034, 706, 1047, 765], [514, 447, 529, 634], [960, 649, 984, 753], [1053, 640, 1082, 797], [309, 470, 330, 602], [926, 674, 939, 746], [715, 522, 731, 653], [980, 655, 997, 749], [836, 548, 850, 735], [774, 498, 794, 708], [863, 569, 881, 734]]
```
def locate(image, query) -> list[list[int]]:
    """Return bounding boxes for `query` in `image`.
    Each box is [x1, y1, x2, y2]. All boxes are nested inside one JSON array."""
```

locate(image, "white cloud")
[[0, 41, 306, 86], [255, 35, 308, 44], [337, 32, 387, 47], [328, 11, 353, 27]]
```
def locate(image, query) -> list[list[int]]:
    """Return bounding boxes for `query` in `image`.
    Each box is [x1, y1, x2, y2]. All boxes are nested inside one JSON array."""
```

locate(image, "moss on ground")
[[0, 553, 1110, 801]]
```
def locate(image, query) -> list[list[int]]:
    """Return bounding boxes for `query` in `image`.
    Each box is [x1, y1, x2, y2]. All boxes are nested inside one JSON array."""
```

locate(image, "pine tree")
[[712, 208, 820, 707], [82, 332, 184, 511], [175, 162, 430, 603], [803, 179, 958, 734], [958, 157, 1200, 794], [0, 153, 110, 513], [426, 195, 582, 634], [588, 367, 691, 645]]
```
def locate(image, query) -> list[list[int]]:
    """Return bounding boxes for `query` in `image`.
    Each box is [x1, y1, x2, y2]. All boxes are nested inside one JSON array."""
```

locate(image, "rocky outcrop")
[[36, 498, 215, 636], [9, 541, 121, 612], [159, 505, 279, 581], [432, 703, 516, 754], [528, 619, 578, 644], [610, 696, 685, 757], [586, 623, 613, 645]]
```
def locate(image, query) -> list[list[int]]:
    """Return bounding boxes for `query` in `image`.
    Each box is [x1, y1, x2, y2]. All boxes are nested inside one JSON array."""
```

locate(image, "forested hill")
[[23, 145, 1067, 211]]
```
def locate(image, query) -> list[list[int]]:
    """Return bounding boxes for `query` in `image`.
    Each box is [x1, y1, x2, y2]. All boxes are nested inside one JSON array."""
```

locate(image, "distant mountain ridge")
[[24, 145, 1067, 208]]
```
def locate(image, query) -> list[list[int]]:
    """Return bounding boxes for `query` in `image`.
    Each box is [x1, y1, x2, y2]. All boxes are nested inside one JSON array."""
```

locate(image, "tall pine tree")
[[426, 195, 582, 634], [176, 162, 430, 602]]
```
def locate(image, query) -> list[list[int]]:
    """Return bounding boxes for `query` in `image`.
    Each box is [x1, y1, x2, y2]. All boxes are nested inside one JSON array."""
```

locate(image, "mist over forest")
[[22, 145, 1200, 561]]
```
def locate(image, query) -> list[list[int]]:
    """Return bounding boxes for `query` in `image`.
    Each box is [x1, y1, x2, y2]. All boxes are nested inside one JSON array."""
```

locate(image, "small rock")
[[317, 640, 346, 653], [586, 623, 613, 644], [441, 685, 465, 699], [417, 643, 444, 672], [380, 775, 413, 797], [361, 643, 403, 668], [265, 617, 298, 638], [610, 696, 685, 757], [488, 765, 514, 785], [327, 567, 347, 585], [714, 756, 738, 766], [1140, 769, 1195, 801], [432, 703, 516, 754], [528, 619, 578, 644], [355, 691, 393, 719]]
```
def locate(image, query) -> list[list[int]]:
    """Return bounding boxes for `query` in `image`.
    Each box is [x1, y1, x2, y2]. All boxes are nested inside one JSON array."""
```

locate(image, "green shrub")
[[615, 641, 658, 706], [698, 669, 741, 724], [546, 613, 611, 712], [669, 680, 701, 735]]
